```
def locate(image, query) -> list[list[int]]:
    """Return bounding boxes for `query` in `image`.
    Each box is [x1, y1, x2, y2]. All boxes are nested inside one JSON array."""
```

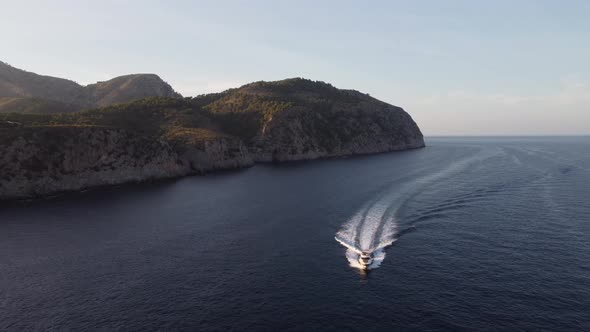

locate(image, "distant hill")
[[0, 62, 82, 105], [0, 62, 181, 113], [85, 74, 181, 107]]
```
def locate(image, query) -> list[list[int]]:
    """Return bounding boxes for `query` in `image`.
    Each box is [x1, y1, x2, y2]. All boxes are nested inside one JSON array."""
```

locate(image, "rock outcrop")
[[164, 128, 254, 172]]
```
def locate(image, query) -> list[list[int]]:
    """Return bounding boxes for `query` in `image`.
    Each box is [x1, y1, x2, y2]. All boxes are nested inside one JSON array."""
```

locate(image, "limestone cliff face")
[[0, 127, 185, 199], [0, 126, 254, 199], [235, 86, 425, 162], [253, 104, 424, 162], [165, 128, 254, 172]]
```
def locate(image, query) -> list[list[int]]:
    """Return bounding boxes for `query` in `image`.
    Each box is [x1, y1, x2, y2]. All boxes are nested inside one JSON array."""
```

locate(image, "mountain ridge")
[[0, 62, 181, 112], [0, 67, 424, 200]]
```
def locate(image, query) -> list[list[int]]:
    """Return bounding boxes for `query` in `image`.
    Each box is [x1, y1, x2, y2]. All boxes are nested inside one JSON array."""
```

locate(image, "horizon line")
[[425, 134, 590, 138]]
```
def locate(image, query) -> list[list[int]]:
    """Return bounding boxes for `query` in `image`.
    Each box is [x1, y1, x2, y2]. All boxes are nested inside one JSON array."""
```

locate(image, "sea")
[[1, 137, 589, 331]]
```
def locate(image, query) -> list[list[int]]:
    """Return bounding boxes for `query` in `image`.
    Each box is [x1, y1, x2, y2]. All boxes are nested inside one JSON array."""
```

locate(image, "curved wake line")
[[335, 147, 501, 270]]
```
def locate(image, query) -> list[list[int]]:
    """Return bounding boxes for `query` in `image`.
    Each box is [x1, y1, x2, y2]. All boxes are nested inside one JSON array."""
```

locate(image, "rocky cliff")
[[250, 88, 423, 161], [0, 126, 182, 199], [164, 128, 254, 172], [0, 78, 424, 200], [0, 125, 252, 199]]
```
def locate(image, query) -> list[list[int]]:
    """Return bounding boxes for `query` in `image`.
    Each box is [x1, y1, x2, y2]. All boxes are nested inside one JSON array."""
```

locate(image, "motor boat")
[[335, 236, 374, 269], [358, 251, 374, 268]]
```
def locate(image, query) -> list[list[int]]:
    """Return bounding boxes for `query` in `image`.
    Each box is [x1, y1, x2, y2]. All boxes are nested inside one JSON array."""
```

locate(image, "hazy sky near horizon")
[[1, 0, 589, 135]]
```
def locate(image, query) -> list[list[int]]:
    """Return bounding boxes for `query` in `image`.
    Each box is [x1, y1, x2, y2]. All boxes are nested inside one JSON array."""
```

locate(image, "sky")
[[1, 0, 589, 135]]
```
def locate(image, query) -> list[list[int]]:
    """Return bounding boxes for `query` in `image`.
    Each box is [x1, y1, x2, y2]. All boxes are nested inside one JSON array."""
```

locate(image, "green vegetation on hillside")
[[0, 78, 404, 149]]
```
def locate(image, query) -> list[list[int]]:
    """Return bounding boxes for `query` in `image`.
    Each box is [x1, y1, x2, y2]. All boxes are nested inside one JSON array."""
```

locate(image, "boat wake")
[[335, 148, 500, 270]]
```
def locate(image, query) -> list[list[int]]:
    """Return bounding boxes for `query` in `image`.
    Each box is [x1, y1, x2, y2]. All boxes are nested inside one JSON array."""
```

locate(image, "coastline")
[[0, 143, 425, 202]]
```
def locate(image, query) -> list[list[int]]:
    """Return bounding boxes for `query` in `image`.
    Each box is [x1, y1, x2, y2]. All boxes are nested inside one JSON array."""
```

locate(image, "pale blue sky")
[[1, 0, 589, 135]]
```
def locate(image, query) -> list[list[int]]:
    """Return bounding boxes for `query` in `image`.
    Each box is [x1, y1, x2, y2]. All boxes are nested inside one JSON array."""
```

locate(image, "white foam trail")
[[334, 236, 362, 254], [335, 148, 501, 270]]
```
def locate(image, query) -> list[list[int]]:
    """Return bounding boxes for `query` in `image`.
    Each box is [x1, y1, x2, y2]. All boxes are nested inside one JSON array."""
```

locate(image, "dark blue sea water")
[[1, 137, 590, 331]]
